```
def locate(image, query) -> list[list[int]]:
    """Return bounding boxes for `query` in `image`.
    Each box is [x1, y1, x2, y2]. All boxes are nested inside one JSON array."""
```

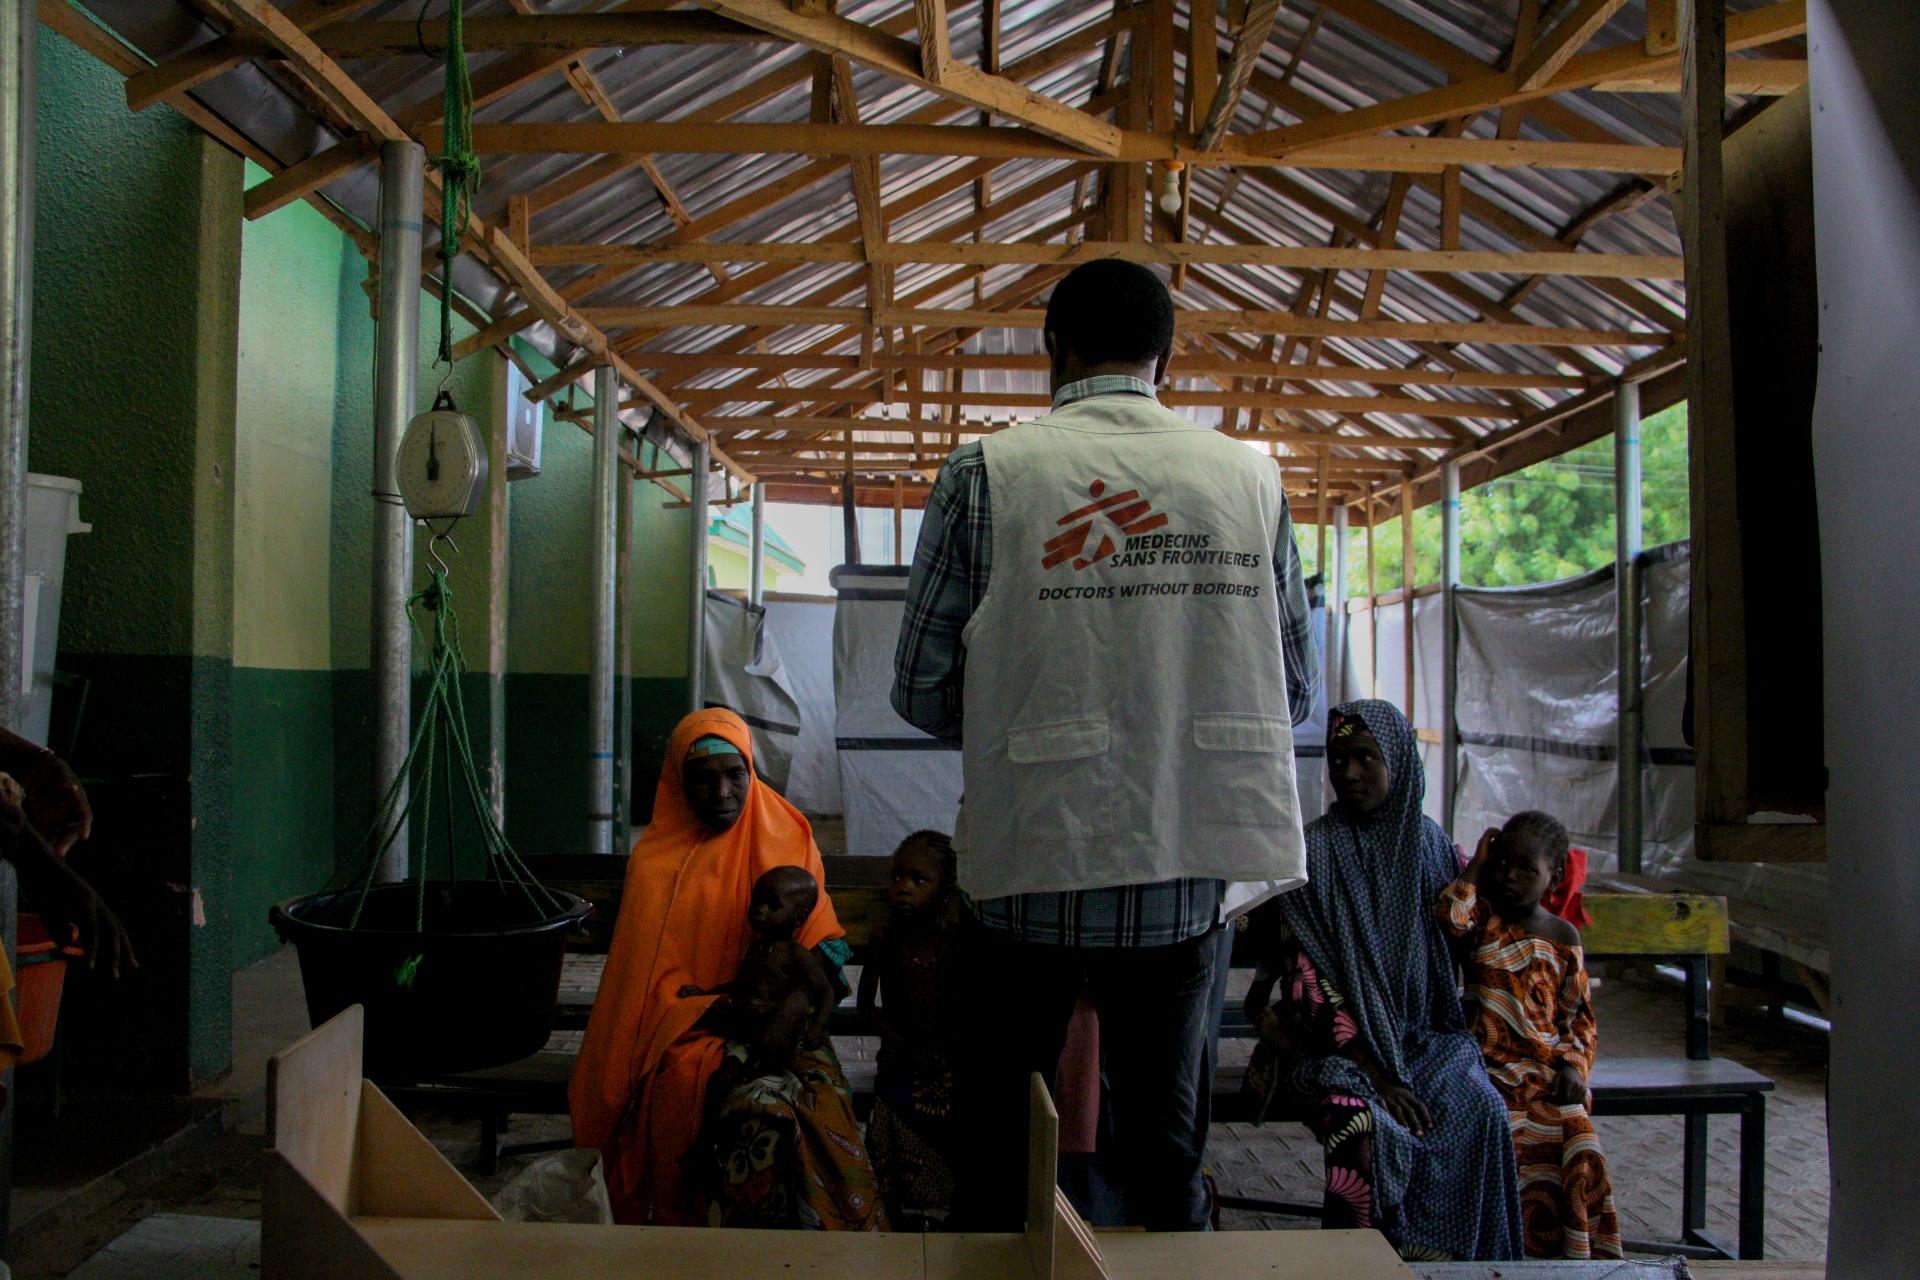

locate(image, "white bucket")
[[20, 474, 90, 747]]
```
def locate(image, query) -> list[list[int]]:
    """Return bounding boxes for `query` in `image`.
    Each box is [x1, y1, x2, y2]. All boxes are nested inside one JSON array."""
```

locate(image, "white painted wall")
[[1808, 3, 1920, 1275]]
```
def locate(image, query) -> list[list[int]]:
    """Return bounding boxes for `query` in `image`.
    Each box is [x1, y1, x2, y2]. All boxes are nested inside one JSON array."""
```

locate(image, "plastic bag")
[[493, 1148, 614, 1225]]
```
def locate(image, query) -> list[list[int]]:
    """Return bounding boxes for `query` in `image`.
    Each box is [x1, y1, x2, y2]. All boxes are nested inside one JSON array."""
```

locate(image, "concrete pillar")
[[371, 141, 423, 881], [586, 367, 617, 853], [748, 482, 766, 607], [1328, 501, 1348, 708], [687, 441, 710, 714], [0, 0, 34, 1247]]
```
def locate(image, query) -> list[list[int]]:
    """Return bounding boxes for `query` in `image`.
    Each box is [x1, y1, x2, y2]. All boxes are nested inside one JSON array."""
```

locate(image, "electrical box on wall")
[[503, 358, 544, 481]]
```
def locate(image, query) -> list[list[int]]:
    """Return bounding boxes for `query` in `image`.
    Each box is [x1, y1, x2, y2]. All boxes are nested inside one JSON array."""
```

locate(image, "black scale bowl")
[[270, 881, 593, 1082]]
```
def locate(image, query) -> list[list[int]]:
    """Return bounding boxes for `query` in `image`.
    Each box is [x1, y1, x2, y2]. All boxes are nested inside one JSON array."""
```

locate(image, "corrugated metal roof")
[[64, 0, 1805, 508]]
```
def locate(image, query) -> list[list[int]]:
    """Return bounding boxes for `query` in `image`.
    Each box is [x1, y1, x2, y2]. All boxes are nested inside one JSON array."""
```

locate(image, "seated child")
[[681, 864, 836, 1070], [1439, 811, 1622, 1261], [855, 831, 960, 1230]]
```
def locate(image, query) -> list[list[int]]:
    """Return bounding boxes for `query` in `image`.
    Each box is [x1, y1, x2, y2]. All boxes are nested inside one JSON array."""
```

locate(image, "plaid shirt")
[[890, 375, 1321, 947]]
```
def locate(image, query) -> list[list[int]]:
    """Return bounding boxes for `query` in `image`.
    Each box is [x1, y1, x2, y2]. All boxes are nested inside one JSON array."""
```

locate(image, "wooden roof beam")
[[315, 12, 771, 56], [584, 303, 1670, 348], [1244, 0, 1806, 155], [450, 120, 1683, 175], [679, 386, 1523, 421], [1516, 0, 1631, 93], [189, 0, 750, 481], [1195, 0, 1284, 152], [632, 350, 1586, 390], [693, 0, 1124, 154], [529, 239, 1682, 280], [122, 0, 382, 112]]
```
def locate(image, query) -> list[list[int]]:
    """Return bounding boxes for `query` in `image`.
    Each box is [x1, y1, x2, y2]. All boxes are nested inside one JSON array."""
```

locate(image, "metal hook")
[[425, 522, 461, 580]]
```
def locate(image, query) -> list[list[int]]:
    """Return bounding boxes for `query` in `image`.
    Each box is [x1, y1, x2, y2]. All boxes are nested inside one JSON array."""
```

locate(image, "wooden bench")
[[394, 859, 1771, 1260]]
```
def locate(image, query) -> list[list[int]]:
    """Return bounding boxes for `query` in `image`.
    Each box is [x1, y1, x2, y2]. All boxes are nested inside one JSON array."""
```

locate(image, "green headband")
[[686, 734, 743, 761]]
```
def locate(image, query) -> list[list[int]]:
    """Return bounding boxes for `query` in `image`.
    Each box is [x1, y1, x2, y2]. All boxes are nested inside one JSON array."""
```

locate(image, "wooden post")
[[1401, 479, 1416, 724], [1679, 0, 1746, 827]]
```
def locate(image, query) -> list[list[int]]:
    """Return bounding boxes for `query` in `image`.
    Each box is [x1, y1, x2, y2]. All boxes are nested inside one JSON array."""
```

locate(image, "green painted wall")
[[25, 25, 714, 1092], [29, 30, 242, 1089], [228, 161, 352, 966]]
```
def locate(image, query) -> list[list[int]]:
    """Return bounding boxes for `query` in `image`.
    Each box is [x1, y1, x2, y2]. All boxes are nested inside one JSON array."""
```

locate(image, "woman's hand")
[[1375, 1083, 1434, 1137], [1549, 1062, 1588, 1106]]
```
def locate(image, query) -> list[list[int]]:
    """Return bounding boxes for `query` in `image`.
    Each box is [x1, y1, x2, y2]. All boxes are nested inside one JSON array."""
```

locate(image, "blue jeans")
[[950, 919, 1222, 1231]]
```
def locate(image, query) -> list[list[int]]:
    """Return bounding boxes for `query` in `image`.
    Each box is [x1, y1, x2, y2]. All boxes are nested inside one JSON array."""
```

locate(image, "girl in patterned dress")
[[1440, 811, 1623, 1260]]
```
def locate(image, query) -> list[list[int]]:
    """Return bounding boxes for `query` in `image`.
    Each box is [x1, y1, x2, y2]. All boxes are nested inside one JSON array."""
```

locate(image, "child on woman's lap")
[[681, 865, 835, 1071], [856, 831, 961, 1230], [1440, 811, 1622, 1260]]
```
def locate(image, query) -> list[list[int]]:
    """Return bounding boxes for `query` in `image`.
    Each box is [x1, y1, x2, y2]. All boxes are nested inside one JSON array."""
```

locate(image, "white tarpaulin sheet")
[[1443, 544, 1822, 957], [1452, 565, 1625, 864], [702, 592, 803, 792], [762, 596, 843, 816], [830, 566, 963, 856], [1343, 591, 1447, 830]]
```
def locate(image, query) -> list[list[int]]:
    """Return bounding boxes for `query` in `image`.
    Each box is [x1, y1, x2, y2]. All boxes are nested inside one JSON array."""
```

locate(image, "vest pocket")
[[1003, 716, 1116, 842], [1192, 712, 1294, 828]]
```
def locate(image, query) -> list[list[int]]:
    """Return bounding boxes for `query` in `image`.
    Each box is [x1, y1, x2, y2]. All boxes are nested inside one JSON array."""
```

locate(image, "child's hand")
[[1464, 828, 1499, 881], [1549, 1062, 1588, 1106], [1376, 1083, 1434, 1137], [1252, 1005, 1291, 1050]]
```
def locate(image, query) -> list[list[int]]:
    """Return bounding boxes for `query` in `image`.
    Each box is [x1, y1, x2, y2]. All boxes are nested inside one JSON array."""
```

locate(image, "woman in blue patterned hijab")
[[1247, 699, 1520, 1260]]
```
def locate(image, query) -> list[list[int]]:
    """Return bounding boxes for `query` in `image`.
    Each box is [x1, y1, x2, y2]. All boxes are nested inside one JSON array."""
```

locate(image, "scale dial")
[[397, 407, 489, 520]]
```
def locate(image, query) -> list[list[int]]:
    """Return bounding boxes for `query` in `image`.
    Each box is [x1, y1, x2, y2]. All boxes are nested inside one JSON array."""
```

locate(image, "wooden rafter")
[[183, 0, 751, 482], [1517, 0, 1631, 93], [581, 303, 1669, 348], [1242, 0, 1806, 155], [1195, 0, 1284, 152], [693, 0, 1125, 154], [527, 239, 1682, 279], [445, 121, 1684, 174]]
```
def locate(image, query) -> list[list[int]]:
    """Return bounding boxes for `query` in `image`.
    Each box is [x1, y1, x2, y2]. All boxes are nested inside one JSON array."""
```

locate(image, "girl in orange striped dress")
[[1439, 812, 1623, 1261]]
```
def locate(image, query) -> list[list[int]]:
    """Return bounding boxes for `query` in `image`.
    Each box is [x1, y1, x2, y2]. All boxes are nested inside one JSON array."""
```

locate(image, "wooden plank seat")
[[393, 860, 1771, 1259]]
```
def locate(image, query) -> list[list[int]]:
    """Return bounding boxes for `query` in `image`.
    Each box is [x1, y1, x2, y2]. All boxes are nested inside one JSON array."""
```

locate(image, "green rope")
[[432, 0, 480, 369], [343, 556, 561, 932]]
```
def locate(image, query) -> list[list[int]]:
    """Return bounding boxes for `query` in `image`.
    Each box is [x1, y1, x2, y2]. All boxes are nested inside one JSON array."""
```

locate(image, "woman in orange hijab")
[[570, 709, 883, 1230]]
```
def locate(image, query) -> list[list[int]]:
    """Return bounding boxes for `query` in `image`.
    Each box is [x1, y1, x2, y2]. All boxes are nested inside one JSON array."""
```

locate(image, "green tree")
[[1312, 401, 1691, 596]]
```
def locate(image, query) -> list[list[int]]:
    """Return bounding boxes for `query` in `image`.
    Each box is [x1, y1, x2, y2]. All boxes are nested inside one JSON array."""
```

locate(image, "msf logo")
[[1041, 479, 1168, 571]]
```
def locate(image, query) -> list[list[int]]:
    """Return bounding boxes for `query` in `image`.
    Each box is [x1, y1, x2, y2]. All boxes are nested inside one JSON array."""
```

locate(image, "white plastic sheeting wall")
[[827, 566, 963, 855], [702, 592, 803, 792], [761, 597, 842, 816]]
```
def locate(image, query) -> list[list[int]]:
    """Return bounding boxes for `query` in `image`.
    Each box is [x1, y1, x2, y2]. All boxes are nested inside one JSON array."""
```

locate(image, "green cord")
[[432, 0, 480, 369], [343, 560, 561, 932]]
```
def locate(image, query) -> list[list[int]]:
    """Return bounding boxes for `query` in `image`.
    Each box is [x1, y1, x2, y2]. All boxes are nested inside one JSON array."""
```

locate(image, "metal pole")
[[687, 440, 710, 714], [1615, 378, 1645, 874], [587, 367, 618, 854], [1441, 461, 1462, 837], [0, 0, 36, 1249], [748, 483, 766, 607], [1328, 501, 1348, 709], [371, 141, 422, 882]]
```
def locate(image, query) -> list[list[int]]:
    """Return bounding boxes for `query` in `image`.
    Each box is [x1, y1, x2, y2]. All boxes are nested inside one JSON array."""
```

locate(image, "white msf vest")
[[956, 393, 1308, 910]]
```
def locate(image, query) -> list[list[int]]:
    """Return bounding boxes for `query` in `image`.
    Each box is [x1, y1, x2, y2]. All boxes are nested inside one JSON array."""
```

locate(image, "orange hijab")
[[569, 709, 843, 1219]]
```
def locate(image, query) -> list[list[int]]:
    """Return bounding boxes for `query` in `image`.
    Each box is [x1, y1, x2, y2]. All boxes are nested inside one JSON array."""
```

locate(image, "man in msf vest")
[[892, 260, 1319, 1230]]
